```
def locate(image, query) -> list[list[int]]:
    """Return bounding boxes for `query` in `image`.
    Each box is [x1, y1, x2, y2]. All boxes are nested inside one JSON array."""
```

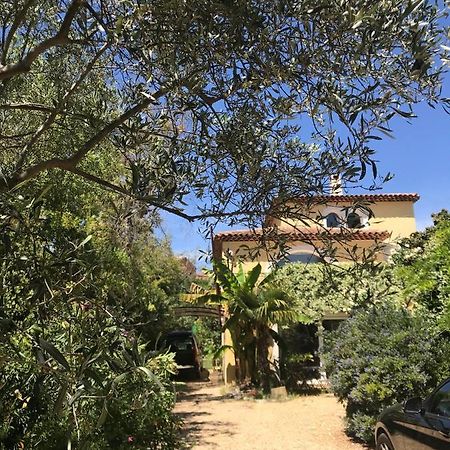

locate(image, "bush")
[[101, 354, 179, 449], [272, 262, 402, 322], [323, 303, 450, 443], [1, 332, 179, 450], [0, 189, 184, 449]]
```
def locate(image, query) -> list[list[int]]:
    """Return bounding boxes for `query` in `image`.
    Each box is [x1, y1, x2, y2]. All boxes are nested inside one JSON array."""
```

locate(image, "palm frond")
[[258, 268, 277, 288], [254, 289, 306, 325], [194, 293, 225, 305], [245, 264, 262, 291], [214, 261, 240, 293], [237, 289, 259, 308], [236, 263, 246, 285]]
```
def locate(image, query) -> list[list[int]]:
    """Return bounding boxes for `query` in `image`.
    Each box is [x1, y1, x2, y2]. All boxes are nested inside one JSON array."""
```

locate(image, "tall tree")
[[202, 262, 300, 392], [394, 209, 450, 327], [1, 0, 448, 231], [0, 174, 189, 448]]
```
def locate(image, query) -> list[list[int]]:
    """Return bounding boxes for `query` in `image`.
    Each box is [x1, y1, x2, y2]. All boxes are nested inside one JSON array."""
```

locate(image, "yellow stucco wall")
[[367, 201, 416, 239], [222, 328, 236, 384], [270, 200, 416, 239]]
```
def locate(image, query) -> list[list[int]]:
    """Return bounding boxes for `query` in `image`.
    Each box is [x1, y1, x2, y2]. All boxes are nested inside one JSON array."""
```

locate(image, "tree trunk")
[[256, 326, 271, 394], [246, 342, 257, 385]]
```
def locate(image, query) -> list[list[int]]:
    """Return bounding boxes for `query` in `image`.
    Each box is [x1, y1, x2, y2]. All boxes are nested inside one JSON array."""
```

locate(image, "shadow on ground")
[[177, 412, 235, 449], [174, 372, 236, 448], [175, 371, 370, 450]]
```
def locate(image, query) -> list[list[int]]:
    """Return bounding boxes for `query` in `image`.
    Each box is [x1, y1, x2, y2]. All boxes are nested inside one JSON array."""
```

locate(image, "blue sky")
[[161, 98, 450, 266], [374, 102, 450, 231]]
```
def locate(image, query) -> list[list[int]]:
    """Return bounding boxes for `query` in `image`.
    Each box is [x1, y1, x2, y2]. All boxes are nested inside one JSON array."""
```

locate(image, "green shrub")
[[0, 190, 184, 449], [273, 262, 402, 322], [1, 334, 179, 450], [394, 209, 450, 327], [323, 303, 450, 443], [101, 357, 179, 449]]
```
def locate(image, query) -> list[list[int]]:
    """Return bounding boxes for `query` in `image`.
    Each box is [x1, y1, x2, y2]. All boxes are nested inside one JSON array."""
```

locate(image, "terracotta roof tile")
[[214, 227, 391, 242], [293, 193, 420, 203]]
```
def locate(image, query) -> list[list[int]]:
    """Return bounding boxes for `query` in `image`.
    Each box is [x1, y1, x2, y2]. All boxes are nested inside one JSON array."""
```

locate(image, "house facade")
[[212, 192, 419, 384]]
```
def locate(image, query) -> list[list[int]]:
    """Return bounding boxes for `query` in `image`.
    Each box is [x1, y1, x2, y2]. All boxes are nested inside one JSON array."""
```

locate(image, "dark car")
[[160, 331, 202, 378], [375, 377, 450, 449]]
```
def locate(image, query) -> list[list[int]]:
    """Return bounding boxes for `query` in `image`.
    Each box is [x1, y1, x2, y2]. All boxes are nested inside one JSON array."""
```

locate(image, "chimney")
[[330, 175, 343, 195]]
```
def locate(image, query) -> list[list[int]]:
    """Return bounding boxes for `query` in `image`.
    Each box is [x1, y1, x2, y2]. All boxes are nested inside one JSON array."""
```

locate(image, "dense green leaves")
[[394, 209, 450, 321], [0, 180, 188, 449], [210, 262, 298, 392], [272, 223, 450, 442], [317, 214, 450, 443], [323, 303, 450, 443], [37, 338, 71, 371], [0, 0, 449, 233], [272, 262, 402, 321]]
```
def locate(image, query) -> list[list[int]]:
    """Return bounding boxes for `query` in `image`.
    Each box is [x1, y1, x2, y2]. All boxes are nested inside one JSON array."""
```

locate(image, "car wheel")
[[376, 433, 395, 450]]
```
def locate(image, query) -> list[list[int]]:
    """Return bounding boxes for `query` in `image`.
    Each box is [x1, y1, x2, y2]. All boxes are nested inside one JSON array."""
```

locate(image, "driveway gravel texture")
[[174, 373, 367, 450]]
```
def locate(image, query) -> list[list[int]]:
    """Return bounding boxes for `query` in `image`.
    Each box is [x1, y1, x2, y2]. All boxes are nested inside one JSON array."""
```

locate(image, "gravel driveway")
[[174, 374, 367, 450]]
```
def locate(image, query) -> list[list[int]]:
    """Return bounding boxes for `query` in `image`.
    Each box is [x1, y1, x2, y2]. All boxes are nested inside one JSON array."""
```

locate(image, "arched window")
[[347, 212, 361, 229], [326, 213, 341, 228], [278, 252, 321, 267]]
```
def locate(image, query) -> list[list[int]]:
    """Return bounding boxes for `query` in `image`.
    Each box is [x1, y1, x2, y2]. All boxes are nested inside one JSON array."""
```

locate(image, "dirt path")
[[174, 373, 367, 450]]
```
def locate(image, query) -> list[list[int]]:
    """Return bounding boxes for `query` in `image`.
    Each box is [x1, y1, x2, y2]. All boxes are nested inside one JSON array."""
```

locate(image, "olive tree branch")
[[46, 165, 256, 223], [15, 42, 110, 171], [0, 0, 85, 81], [1, 0, 35, 65], [0, 85, 171, 192]]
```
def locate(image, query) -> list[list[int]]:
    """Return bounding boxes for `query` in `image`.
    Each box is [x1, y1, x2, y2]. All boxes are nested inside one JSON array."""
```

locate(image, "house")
[[212, 190, 419, 383]]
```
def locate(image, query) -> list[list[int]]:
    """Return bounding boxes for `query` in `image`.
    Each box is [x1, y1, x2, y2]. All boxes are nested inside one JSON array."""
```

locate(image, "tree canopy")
[[1, 0, 449, 231], [394, 209, 450, 328]]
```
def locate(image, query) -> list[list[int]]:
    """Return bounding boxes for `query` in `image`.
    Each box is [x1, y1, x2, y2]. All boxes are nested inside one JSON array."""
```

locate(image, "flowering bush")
[[323, 303, 450, 443], [272, 262, 402, 321]]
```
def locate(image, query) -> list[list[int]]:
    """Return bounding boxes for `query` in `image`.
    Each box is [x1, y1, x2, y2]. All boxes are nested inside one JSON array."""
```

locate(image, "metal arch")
[[173, 306, 223, 319]]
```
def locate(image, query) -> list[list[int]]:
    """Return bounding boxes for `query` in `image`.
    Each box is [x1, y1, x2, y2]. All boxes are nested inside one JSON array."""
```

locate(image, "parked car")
[[375, 377, 450, 449], [160, 330, 202, 379]]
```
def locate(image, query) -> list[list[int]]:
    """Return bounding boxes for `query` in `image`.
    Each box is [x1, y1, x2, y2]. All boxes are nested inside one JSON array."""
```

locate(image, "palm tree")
[[202, 261, 301, 393]]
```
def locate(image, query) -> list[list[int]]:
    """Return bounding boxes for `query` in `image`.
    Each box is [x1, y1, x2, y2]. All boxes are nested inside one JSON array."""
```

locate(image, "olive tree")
[[1, 0, 449, 231]]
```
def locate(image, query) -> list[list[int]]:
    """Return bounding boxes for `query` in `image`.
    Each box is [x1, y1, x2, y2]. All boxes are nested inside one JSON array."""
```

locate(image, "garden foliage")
[[0, 183, 187, 449], [273, 262, 401, 321], [202, 262, 300, 392], [394, 209, 450, 327], [275, 251, 450, 441], [1, 0, 449, 236], [323, 303, 450, 443]]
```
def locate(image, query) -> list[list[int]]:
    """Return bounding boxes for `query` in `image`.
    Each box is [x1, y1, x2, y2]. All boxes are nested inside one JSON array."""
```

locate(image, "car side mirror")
[[404, 397, 424, 414]]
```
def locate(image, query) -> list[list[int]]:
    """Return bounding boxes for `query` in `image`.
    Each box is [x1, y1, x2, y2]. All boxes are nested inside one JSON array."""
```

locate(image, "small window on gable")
[[326, 213, 340, 228], [347, 212, 361, 229]]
